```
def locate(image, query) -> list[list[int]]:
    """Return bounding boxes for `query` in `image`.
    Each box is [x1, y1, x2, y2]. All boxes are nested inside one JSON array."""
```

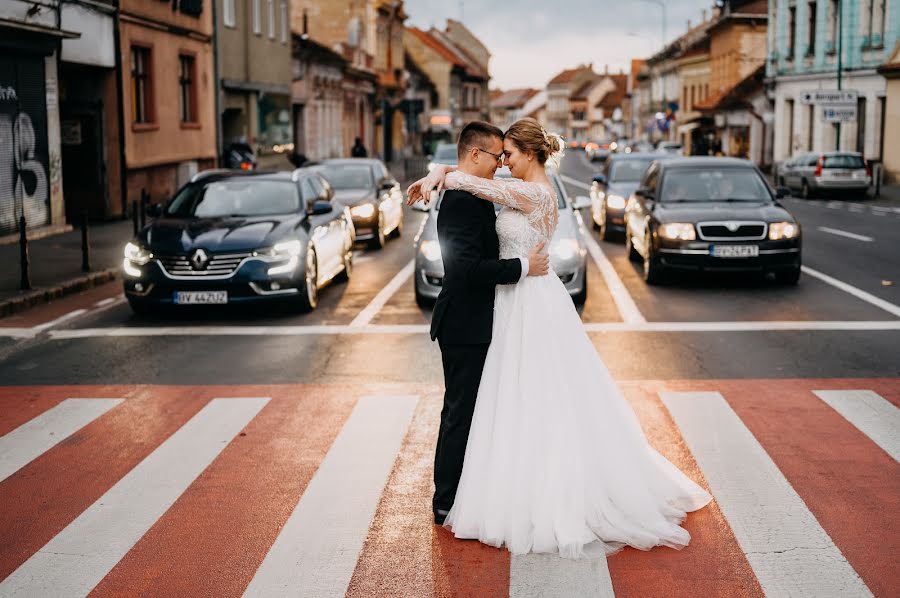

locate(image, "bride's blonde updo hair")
[[504, 118, 562, 165]]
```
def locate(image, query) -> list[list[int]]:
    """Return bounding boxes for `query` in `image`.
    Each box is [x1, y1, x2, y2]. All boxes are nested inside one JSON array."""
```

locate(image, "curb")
[[0, 268, 120, 318]]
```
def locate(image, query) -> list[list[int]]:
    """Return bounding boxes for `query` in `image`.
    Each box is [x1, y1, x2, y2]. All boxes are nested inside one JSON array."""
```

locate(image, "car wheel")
[[642, 234, 666, 285], [297, 247, 318, 312], [600, 217, 614, 242], [801, 180, 811, 199], [775, 266, 801, 285], [335, 248, 353, 282], [414, 282, 433, 308], [625, 230, 640, 262], [370, 211, 386, 249], [573, 267, 588, 305]]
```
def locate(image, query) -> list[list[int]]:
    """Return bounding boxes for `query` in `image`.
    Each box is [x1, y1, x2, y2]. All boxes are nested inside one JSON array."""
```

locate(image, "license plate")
[[174, 291, 228, 304], [710, 245, 759, 258]]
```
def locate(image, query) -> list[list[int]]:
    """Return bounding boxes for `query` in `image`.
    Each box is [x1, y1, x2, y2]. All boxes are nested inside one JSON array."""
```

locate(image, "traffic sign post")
[[822, 105, 857, 123]]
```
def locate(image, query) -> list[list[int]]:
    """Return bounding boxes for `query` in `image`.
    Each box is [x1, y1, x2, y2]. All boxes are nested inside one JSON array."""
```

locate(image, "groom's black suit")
[[431, 188, 523, 514]]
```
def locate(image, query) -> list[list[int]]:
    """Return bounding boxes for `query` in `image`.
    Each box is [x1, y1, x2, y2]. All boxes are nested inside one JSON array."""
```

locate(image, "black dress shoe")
[[434, 509, 449, 525]]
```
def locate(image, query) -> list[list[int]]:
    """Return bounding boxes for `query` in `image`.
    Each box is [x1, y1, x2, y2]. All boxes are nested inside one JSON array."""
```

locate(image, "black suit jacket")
[[430, 189, 523, 344]]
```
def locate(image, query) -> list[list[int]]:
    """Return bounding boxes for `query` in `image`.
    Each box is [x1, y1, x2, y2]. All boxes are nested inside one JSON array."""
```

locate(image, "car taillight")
[[865, 161, 871, 177], [814, 156, 823, 177], [240, 162, 253, 171]]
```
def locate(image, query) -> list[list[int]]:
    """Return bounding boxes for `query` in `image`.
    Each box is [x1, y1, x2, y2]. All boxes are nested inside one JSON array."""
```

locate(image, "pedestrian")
[[351, 137, 368, 158]]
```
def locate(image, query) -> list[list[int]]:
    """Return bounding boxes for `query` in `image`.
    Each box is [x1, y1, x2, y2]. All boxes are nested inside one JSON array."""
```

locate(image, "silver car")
[[777, 151, 870, 199], [412, 169, 590, 306]]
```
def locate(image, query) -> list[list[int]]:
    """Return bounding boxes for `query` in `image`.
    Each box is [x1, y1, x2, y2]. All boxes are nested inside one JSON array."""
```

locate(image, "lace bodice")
[[445, 172, 558, 260]]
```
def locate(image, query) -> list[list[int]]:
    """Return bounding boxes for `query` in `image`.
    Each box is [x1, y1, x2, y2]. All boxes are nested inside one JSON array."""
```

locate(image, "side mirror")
[[308, 200, 333, 216], [775, 186, 791, 199], [591, 173, 606, 185], [573, 195, 592, 210], [145, 203, 163, 218]]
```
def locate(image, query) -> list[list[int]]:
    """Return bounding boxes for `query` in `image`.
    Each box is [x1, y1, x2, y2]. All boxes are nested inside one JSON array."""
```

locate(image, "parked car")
[[223, 142, 257, 171], [590, 153, 657, 240], [624, 157, 801, 285], [428, 143, 458, 172], [656, 141, 684, 156], [624, 139, 655, 154], [777, 151, 870, 199], [123, 169, 354, 314], [586, 140, 613, 162], [312, 158, 403, 249], [413, 168, 591, 306]]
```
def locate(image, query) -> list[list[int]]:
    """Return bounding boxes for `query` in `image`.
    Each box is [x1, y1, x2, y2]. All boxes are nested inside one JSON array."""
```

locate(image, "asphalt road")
[[1, 154, 897, 597]]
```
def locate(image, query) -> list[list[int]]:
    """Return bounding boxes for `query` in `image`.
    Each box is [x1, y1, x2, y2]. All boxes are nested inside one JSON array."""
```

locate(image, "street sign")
[[822, 104, 857, 123], [800, 90, 857, 105]]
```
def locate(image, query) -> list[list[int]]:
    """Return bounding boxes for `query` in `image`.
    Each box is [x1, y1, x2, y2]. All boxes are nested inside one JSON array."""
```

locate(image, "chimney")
[[687, 19, 692, 31], [702, 9, 707, 22]]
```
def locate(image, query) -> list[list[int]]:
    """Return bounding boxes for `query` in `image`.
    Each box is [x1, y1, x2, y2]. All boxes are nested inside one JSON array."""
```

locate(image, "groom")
[[429, 121, 549, 524]]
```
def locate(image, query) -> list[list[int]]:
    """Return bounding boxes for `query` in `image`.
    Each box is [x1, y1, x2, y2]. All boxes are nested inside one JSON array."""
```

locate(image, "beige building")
[[218, 0, 294, 169], [118, 0, 216, 204], [545, 65, 596, 138], [675, 39, 711, 155], [879, 43, 900, 183]]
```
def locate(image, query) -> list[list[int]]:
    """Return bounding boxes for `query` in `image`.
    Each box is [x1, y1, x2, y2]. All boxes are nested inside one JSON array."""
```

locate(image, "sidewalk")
[[0, 219, 135, 317]]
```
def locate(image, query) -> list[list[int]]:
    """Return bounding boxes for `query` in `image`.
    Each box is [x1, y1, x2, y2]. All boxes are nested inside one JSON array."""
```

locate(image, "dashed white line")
[[349, 259, 414, 327], [816, 227, 874, 242], [801, 266, 900, 318], [94, 297, 116, 307]]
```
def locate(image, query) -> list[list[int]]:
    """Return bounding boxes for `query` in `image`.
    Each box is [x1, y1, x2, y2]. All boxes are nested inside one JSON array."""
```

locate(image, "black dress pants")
[[433, 341, 490, 513]]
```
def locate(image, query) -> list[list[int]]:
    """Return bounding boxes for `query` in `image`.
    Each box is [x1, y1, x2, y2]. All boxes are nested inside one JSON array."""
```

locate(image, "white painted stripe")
[[94, 297, 116, 307], [46, 319, 900, 340], [660, 392, 873, 597], [817, 227, 874, 242], [0, 328, 37, 338], [0, 397, 269, 597], [870, 206, 892, 212], [801, 266, 900, 318], [31, 308, 87, 332], [243, 395, 417, 598], [0, 398, 123, 482], [560, 174, 592, 191], [349, 259, 414, 327], [813, 390, 900, 462], [581, 228, 646, 324], [511, 547, 615, 598]]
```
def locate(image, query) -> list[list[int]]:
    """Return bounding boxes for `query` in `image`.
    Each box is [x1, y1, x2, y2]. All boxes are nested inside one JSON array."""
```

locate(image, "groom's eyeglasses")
[[476, 147, 504, 166]]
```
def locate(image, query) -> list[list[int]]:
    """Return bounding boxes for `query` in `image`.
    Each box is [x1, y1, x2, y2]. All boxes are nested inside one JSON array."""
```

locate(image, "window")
[[280, 0, 288, 43], [807, 1, 817, 56], [682, 86, 688, 109], [179, 54, 197, 123], [864, 0, 886, 45], [223, 0, 235, 27], [786, 98, 795, 154], [130, 46, 153, 124], [856, 97, 867, 154], [267, 0, 275, 39], [252, 0, 261, 34], [827, 0, 838, 52], [787, 4, 797, 57]]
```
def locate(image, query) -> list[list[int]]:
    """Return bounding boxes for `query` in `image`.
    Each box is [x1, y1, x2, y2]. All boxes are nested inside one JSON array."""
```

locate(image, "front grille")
[[697, 222, 766, 240], [157, 251, 253, 277]]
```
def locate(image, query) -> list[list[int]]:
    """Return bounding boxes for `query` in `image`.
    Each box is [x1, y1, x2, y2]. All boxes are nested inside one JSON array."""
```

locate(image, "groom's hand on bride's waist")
[[527, 242, 549, 277]]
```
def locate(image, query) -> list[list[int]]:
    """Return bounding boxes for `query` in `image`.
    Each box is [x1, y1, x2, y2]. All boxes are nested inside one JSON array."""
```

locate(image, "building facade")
[[879, 41, 900, 182], [545, 65, 596, 138]]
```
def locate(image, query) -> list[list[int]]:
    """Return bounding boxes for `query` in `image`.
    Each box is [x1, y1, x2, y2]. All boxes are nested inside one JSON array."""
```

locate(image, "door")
[[308, 175, 343, 278], [61, 107, 105, 222], [302, 178, 329, 286]]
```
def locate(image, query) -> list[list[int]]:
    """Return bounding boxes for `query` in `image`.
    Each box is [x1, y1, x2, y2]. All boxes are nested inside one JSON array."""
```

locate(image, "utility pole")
[[836, 0, 843, 150]]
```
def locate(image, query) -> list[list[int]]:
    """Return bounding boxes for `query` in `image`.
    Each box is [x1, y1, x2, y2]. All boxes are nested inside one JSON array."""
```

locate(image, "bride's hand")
[[406, 166, 449, 206]]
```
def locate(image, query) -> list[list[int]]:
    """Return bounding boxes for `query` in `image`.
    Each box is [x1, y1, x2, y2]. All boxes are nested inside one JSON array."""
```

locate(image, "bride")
[[407, 118, 712, 558]]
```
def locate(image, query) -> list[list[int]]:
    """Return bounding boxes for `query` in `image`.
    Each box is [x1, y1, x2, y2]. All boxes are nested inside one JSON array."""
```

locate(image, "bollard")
[[81, 210, 91, 273], [132, 200, 139, 235], [19, 215, 31, 291], [139, 189, 148, 229]]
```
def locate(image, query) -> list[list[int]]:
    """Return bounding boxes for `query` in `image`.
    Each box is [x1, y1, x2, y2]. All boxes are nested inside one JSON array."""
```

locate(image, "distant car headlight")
[[419, 240, 442, 262], [659, 223, 696, 241], [606, 194, 627, 210], [124, 241, 152, 265], [350, 203, 376, 219], [551, 238, 579, 261], [768, 221, 799, 240]]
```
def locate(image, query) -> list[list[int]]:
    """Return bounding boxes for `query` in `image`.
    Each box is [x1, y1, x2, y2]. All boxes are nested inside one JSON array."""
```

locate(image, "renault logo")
[[190, 249, 209, 270]]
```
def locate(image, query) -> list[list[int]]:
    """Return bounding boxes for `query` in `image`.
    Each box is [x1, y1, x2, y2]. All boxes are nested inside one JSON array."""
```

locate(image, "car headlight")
[[124, 241, 152, 265], [350, 203, 376, 219], [606, 194, 626, 210], [768, 221, 799, 240], [659, 223, 696, 241], [419, 240, 442, 262], [551, 238, 579, 261]]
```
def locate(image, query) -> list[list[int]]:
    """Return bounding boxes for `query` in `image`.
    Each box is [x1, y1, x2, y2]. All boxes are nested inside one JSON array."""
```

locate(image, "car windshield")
[[318, 165, 374, 190], [824, 155, 865, 169], [659, 168, 771, 202], [435, 173, 566, 210], [609, 159, 654, 182], [434, 145, 458, 163], [166, 180, 300, 217]]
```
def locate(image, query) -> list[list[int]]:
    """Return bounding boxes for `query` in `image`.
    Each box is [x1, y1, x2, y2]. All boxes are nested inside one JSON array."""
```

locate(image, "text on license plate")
[[174, 291, 228, 304], [710, 245, 759, 258]]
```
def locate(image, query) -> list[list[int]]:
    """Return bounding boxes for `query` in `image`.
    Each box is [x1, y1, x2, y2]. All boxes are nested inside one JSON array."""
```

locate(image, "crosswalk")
[[0, 380, 897, 597]]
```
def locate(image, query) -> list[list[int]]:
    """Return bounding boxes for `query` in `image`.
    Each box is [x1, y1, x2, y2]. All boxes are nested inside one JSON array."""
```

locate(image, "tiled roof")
[[492, 88, 539, 108], [407, 27, 466, 69], [595, 74, 628, 110], [570, 78, 600, 100], [548, 65, 593, 86]]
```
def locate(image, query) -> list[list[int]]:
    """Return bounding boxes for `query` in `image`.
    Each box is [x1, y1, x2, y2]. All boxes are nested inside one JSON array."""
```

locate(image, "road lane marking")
[[0, 397, 269, 597], [0, 398, 123, 482], [349, 259, 414, 327], [660, 391, 873, 597], [817, 227, 874, 242], [560, 174, 592, 191], [31, 308, 87, 332], [511, 549, 615, 598], [46, 319, 900, 339], [581, 228, 646, 324], [243, 395, 417, 598], [812, 390, 900, 462], [0, 328, 36, 338], [800, 266, 900, 318], [94, 298, 116, 307]]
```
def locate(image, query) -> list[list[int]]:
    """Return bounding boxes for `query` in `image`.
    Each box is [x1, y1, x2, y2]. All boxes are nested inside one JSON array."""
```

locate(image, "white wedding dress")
[[442, 171, 713, 558]]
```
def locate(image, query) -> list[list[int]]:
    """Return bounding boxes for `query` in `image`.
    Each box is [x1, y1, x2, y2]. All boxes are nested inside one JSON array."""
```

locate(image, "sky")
[[403, 0, 717, 90]]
